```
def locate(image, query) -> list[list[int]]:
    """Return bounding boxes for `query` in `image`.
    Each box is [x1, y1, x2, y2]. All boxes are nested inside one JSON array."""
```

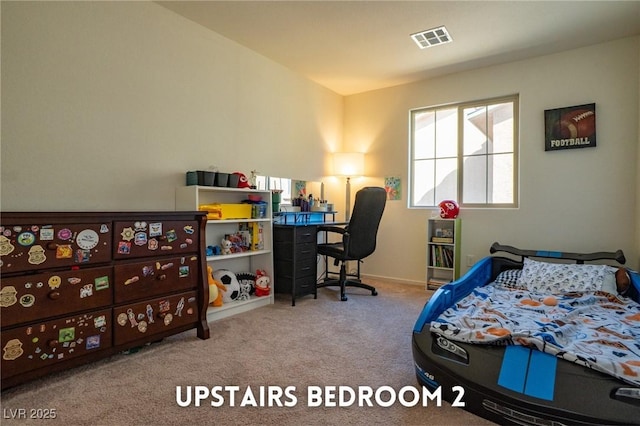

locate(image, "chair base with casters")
[[317, 255, 378, 301]]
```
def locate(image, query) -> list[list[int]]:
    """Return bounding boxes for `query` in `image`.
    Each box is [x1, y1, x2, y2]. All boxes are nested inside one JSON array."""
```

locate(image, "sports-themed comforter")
[[430, 283, 640, 387]]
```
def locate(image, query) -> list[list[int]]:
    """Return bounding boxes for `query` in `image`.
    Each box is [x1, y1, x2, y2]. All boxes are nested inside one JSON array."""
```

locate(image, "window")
[[256, 176, 293, 205], [409, 95, 518, 208]]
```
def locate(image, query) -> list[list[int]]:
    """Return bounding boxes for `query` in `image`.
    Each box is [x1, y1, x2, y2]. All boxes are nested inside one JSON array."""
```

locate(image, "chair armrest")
[[317, 225, 347, 235]]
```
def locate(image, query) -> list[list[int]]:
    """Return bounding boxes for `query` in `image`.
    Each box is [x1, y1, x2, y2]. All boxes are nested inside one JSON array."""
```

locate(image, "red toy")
[[438, 200, 459, 219], [254, 269, 271, 296], [233, 172, 251, 188]]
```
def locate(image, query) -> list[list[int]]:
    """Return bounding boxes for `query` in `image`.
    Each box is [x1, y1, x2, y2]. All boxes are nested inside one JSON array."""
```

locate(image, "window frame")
[[409, 94, 519, 209]]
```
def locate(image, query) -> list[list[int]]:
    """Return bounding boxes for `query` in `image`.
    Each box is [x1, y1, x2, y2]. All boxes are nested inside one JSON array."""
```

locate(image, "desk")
[[273, 211, 337, 225]]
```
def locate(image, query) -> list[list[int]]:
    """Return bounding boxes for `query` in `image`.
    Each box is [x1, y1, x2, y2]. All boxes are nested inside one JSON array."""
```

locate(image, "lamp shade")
[[333, 152, 364, 177]]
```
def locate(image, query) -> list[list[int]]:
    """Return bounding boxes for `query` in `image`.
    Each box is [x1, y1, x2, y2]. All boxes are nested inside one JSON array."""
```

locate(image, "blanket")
[[430, 283, 640, 387]]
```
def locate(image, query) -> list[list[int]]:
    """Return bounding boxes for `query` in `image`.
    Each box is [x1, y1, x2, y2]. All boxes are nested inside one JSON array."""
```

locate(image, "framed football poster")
[[544, 103, 596, 151]]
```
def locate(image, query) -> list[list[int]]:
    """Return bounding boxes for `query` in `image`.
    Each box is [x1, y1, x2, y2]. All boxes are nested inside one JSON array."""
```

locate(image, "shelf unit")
[[426, 217, 461, 290], [175, 186, 274, 322]]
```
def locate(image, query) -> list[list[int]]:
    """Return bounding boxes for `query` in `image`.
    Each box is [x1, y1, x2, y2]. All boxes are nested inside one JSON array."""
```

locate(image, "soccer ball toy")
[[438, 200, 459, 219], [213, 269, 240, 303]]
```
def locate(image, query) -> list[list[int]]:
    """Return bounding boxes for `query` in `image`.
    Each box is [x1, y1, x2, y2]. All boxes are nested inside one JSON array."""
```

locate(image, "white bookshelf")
[[176, 185, 274, 322], [426, 218, 461, 290]]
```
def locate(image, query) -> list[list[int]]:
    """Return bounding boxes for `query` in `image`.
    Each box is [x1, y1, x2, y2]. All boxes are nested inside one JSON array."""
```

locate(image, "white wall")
[[1, 2, 342, 211], [345, 37, 640, 279], [2, 2, 638, 281]]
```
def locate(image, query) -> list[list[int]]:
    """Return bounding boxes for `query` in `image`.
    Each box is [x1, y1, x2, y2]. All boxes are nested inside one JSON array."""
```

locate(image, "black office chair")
[[317, 187, 387, 301]]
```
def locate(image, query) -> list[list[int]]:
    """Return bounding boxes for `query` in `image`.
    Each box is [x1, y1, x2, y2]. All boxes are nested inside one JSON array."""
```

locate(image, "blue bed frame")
[[412, 242, 640, 425]]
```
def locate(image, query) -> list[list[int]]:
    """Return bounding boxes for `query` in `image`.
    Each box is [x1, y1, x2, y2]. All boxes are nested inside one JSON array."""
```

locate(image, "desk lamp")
[[333, 152, 365, 221]]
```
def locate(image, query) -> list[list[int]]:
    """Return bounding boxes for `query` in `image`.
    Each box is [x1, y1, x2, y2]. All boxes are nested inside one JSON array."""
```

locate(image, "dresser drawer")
[[112, 220, 199, 260], [273, 241, 316, 261], [1, 308, 112, 380], [294, 275, 317, 297], [0, 222, 112, 274], [274, 256, 316, 278], [1, 267, 113, 328], [113, 291, 198, 346], [295, 227, 317, 244], [296, 242, 316, 259], [295, 256, 316, 278], [113, 255, 199, 303]]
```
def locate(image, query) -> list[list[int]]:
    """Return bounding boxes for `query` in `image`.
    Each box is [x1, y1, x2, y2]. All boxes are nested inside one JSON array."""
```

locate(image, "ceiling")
[[158, 1, 640, 96]]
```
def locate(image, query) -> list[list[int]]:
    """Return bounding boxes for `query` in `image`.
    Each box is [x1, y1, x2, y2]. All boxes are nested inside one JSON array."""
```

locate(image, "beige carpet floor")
[[0, 278, 494, 425]]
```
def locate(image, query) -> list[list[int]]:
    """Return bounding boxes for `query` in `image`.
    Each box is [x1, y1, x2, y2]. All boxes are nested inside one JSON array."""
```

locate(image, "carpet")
[[0, 278, 493, 425]]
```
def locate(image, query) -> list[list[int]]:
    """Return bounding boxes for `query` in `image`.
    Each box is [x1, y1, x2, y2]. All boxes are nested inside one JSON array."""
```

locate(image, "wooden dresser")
[[0, 212, 210, 390]]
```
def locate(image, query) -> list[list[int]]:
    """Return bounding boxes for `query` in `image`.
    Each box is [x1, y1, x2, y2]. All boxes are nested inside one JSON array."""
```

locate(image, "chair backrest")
[[344, 187, 387, 260]]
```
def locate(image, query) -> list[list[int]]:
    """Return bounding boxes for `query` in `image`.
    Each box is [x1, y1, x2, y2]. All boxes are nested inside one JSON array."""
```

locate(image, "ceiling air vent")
[[411, 26, 452, 49]]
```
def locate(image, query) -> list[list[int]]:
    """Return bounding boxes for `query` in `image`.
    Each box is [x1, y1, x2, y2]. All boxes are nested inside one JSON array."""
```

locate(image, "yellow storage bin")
[[199, 203, 252, 220]]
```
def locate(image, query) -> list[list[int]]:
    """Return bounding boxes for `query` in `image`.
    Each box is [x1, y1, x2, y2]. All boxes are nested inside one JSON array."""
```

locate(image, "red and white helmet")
[[233, 172, 251, 188], [438, 200, 459, 219]]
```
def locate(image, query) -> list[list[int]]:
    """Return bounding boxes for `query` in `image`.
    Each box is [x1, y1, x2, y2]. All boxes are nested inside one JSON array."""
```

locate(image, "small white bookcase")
[[426, 218, 461, 290]]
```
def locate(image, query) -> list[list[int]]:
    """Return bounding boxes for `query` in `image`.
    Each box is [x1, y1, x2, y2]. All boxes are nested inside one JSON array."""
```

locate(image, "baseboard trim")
[[361, 273, 424, 287]]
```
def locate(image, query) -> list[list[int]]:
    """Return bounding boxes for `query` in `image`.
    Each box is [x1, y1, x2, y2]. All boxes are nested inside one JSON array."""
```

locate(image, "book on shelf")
[[431, 236, 453, 243], [235, 222, 264, 251], [427, 278, 450, 289], [430, 245, 454, 268]]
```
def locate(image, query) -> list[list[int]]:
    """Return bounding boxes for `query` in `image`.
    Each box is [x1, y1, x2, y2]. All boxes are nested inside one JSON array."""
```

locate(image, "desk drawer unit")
[[273, 225, 317, 306]]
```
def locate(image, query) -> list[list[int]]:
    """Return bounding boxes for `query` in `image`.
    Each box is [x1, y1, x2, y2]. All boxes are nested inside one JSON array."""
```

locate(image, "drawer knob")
[[156, 274, 167, 281], [47, 339, 59, 348], [48, 291, 61, 300], [46, 242, 58, 250]]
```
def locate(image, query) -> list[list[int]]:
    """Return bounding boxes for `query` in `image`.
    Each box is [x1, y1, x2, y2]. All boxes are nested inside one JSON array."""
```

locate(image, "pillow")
[[493, 269, 524, 289], [600, 270, 618, 295], [518, 257, 612, 294]]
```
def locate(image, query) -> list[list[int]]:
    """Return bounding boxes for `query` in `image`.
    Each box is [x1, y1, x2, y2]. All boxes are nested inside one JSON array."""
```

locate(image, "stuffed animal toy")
[[255, 269, 271, 297], [221, 238, 232, 255], [207, 266, 226, 307], [206, 245, 221, 256], [236, 272, 256, 295], [222, 271, 252, 302], [214, 269, 241, 303], [236, 280, 252, 301]]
